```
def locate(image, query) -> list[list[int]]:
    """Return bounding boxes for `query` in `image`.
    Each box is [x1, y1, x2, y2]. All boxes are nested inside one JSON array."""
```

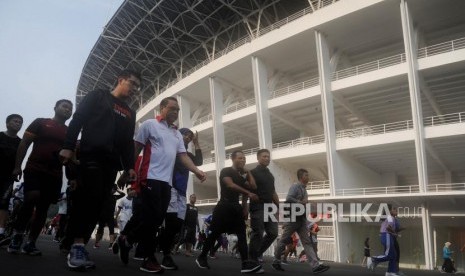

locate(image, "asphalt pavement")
[[0, 235, 458, 276]]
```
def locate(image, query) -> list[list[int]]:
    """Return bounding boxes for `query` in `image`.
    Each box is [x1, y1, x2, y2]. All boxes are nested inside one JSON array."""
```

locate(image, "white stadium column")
[[315, 30, 340, 263], [209, 77, 226, 200], [251, 56, 272, 150], [177, 95, 195, 199], [400, 0, 428, 193]]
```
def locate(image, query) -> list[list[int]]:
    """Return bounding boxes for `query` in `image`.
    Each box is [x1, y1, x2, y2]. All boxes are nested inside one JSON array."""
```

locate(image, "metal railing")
[[335, 185, 420, 196], [318, 226, 334, 238], [427, 183, 465, 192], [225, 147, 261, 160], [307, 180, 330, 190], [270, 77, 320, 99], [196, 198, 219, 205], [417, 37, 465, 59], [336, 120, 413, 139], [224, 98, 256, 115], [202, 156, 215, 165], [423, 112, 465, 127], [272, 135, 325, 150], [193, 113, 213, 126]]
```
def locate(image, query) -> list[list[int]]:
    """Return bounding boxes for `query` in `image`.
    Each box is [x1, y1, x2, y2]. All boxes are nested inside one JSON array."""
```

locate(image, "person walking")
[[361, 237, 370, 267], [116, 96, 206, 273], [0, 114, 23, 245], [248, 149, 279, 263], [195, 150, 262, 273], [272, 169, 329, 274], [59, 69, 140, 270], [8, 100, 73, 255]]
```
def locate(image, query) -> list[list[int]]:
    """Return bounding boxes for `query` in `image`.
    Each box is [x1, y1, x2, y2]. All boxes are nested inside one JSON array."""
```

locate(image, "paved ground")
[[0, 235, 459, 275]]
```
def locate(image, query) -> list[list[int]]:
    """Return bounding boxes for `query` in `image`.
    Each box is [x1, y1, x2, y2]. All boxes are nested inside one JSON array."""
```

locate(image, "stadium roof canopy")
[[76, 0, 329, 109]]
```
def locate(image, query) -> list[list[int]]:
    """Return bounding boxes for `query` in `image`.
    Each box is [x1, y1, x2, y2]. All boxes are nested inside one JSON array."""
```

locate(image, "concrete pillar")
[[421, 203, 434, 269], [252, 56, 273, 150], [209, 77, 226, 199], [400, 0, 428, 192], [177, 95, 195, 199], [315, 30, 340, 263]]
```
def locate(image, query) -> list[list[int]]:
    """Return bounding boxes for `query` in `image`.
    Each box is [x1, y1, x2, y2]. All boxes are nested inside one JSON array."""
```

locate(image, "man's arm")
[[178, 153, 206, 182], [121, 111, 136, 173], [272, 191, 280, 206], [191, 131, 203, 166], [60, 91, 99, 163], [244, 170, 257, 190], [286, 185, 302, 203], [12, 132, 35, 181], [222, 176, 258, 202]]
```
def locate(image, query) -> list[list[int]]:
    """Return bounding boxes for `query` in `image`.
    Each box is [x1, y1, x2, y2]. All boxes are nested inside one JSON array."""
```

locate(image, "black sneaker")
[[21, 241, 42, 256], [117, 235, 132, 264], [241, 261, 262, 273], [272, 261, 285, 271], [140, 256, 163, 273], [196, 256, 210, 269], [312, 264, 330, 274], [0, 234, 12, 247], [7, 233, 23, 254], [112, 240, 119, 254], [161, 255, 178, 270]]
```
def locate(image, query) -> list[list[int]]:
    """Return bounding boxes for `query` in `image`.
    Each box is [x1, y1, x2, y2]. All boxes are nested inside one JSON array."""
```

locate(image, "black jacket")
[[63, 90, 135, 171]]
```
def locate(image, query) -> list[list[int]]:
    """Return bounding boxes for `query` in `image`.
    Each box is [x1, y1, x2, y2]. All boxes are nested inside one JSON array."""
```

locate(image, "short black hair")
[[6, 114, 23, 124], [297, 168, 308, 180], [231, 150, 244, 160], [55, 99, 73, 108], [160, 96, 178, 108], [256, 148, 270, 157], [118, 69, 141, 81]]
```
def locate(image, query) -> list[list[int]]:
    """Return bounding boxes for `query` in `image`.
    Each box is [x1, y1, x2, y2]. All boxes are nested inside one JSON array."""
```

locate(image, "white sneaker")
[[367, 257, 373, 271]]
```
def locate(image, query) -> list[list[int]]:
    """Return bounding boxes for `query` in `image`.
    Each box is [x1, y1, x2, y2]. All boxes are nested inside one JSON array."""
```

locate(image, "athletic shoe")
[[112, 241, 119, 254], [312, 264, 330, 274], [271, 261, 285, 271], [21, 241, 42, 256], [140, 256, 163, 273], [7, 233, 23, 254], [133, 256, 145, 261], [117, 235, 132, 264], [367, 257, 377, 272], [0, 235, 12, 247], [209, 253, 217, 259], [281, 259, 289, 265], [255, 268, 265, 274], [161, 255, 178, 270], [196, 255, 210, 269], [67, 244, 96, 270], [241, 261, 262, 273]]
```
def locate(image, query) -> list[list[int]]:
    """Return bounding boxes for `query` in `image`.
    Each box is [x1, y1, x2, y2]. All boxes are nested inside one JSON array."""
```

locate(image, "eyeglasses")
[[127, 79, 141, 91]]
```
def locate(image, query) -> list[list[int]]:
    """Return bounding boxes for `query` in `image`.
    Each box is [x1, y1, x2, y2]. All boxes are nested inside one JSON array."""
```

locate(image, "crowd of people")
[[2, 68, 458, 275]]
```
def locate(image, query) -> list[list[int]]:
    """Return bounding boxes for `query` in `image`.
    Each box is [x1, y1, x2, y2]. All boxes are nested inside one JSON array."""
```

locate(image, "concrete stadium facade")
[[78, 0, 465, 271]]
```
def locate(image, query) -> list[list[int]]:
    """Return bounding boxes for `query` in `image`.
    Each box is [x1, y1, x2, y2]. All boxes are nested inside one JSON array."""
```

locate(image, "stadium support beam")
[[209, 77, 226, 199], [400, 0, 428, 193], [400, 0, 431, 269], [315, 30, 340, 263], [252, 56, 273, 150]]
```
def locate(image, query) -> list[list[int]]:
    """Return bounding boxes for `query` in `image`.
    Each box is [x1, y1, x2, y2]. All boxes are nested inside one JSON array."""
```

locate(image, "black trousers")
[[199, 201, 248, 261], [121, 180, 171, 258], [65, 158, 117, 242], [159, 212, 183, 255]]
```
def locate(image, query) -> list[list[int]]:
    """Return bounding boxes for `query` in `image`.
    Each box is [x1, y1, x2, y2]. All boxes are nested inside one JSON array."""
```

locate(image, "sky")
[[0, 0, 124, 136]]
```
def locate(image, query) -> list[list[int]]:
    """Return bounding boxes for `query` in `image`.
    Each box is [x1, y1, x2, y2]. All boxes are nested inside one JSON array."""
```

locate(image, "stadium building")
[[77, 0, 465, 271]]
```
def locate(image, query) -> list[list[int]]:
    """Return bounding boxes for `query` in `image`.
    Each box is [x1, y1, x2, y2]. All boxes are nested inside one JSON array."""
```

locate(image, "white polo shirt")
[[135, 117, 186, 183]]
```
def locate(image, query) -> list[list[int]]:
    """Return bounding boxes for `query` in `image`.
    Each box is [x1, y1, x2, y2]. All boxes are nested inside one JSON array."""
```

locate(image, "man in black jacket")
[[59, 69, 139, 270]]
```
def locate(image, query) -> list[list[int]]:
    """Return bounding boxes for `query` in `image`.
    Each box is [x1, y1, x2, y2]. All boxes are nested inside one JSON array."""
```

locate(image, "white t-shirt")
[[117, 197, 133, 221], [135, 118, 186, 183]]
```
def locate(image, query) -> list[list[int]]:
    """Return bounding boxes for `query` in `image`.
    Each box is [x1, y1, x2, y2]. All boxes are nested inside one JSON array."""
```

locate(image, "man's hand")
[[193, 131, 200, 147], [248, 192, 259, 202], [12, 167, 22, 182], [194, 169, 207, 182], [59, 149, 74, 165]]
